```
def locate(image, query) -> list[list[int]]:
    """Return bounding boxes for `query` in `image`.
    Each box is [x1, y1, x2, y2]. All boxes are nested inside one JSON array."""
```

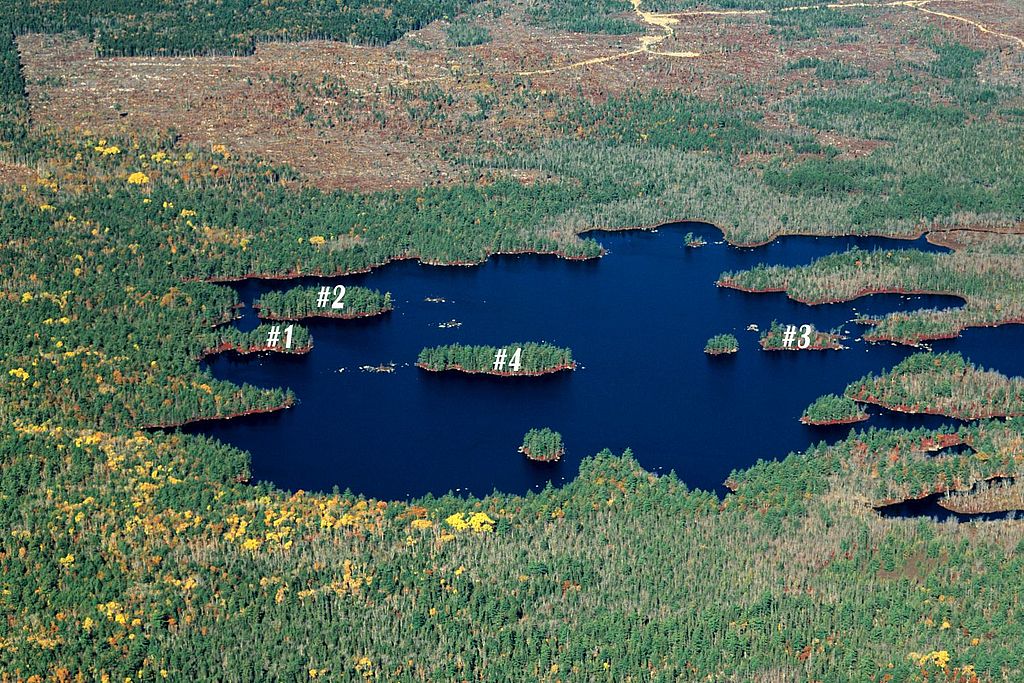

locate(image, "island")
[[416, 343, 575, 376], [759, 321, 844, 351], [844, 352, 1024, 420], [800, 394, 869, 426], [684, 232, 707, 248], [254, 286, 392, 321], [704, 333, 738, 355], [200, 324, 312, 358], [519, 428, 565, 462]]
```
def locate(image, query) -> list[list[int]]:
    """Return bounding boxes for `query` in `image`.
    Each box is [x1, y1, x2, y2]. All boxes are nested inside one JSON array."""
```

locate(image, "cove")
[[876, 490, 1023, 523], [186, 222, 1024, 499]]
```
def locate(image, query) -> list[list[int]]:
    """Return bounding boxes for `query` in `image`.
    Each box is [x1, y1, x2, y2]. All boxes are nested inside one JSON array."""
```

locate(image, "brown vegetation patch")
[[17, 0, 1024, 192], [0, 160, 36, 188], [926, 227, 1024, 250], [16, 6, 640, 191], [877, 548, 941, 581], [940, 478, 1024, 514], [19, 34, 461, 191]]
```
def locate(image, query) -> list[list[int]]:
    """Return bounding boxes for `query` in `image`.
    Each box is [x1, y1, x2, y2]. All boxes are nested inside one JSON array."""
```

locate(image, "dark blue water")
[[187, 223, 1024, 499]]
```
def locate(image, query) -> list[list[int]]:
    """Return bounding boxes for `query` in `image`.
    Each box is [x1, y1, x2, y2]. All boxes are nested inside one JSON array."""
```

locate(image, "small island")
[[800, 394, 869, 426], [519, 428, 565, 462], [704, 333, 739, 356], [416, 342, 575, 376], [254, 285, 392, 321], [200, 324, 312, 359], [760, 321, 844, 351], [684, 232, 707, 248]]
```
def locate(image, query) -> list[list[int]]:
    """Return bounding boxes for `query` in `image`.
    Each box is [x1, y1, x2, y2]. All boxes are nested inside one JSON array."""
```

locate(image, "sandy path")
[[517, 0, 699, 76], [412, 0, 1022, 82], [661, 0, 1023, 49]]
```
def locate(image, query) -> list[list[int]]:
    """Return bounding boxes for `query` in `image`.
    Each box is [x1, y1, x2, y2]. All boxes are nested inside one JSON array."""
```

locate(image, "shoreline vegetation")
[[759, 321, 844, 351], [939, 478, 1024, 515], [200, 325, 313, 359], [845, 352, 1024, 420], [726, 419, 1024, 511], [704, 333, 738, 355], [142, 400, 296, 430], [198, 341, 313, 359], [519, 428, 565, 462], [254, 286, 392, 321], [416, 343, 575, 376], [192, 247, 604, 284], [719, 241, 1024, 345], [800, 393, 869, 425], [187, 225, 892, 285], [179, 221, 1022, 293], [873, 474, 1024, 516], [579, 220, 981, 250], [185, 223, 1014, 287]]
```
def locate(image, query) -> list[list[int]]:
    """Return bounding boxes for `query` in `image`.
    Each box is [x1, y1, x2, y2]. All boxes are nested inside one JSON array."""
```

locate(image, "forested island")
[[416, 343, 575, 376], [684, 232, 707, 248], [759, 321, 844, 351], [200, 325, 312, 358], [254, 286, 392, 321], [845, 352, 1024, 420], [519, 428, 565, 462], [704, 333, 738, 355], [800, 393, 869, 425]]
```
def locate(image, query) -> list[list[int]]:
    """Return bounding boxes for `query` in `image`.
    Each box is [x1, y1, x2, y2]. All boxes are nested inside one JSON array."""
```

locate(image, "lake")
[[188, 222, 1024, 499]]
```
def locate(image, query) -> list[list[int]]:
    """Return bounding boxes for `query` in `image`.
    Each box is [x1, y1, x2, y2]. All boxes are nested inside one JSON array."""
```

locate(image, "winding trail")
[[516, 0, 699, 77], [659, 0, 962, 17], [910, 1, 1024, 48], [515, 0, 1022, 77], [398, 0, 1021, 84], [665, 0, 1024, 48]]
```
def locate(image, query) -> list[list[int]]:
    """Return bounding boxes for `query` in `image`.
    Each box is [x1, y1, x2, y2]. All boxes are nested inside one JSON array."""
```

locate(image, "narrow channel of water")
[[876, 488, 1022, 523]]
